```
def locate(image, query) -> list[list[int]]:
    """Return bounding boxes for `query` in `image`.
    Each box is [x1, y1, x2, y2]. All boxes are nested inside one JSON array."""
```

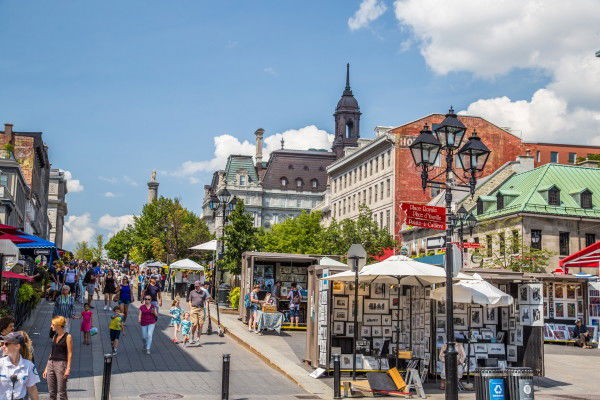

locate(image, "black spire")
[[332, 63, 361, 159], [345, 63, 351, 92]]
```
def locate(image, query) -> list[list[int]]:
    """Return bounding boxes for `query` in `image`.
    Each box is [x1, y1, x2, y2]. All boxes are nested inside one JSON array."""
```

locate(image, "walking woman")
[[0, 332, 40, 400], [103, 270, 117, 310], [139, 295, 158, 354], [44, 316, 73, 400], [77, 264, 86, 303], [115, 276, 133, 321], [53, 286, 75, 333]]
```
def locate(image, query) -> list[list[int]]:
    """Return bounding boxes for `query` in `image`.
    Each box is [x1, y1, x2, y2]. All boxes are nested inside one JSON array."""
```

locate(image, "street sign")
[[402, 203, 446, 231], [451, 242, 483, 249], [34, 249, 51, 256], [427, 236, 445, 249]]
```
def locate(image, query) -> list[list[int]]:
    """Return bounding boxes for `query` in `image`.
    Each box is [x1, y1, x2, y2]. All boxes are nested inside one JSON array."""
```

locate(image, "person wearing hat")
[[0, 332, 40, 400], [187, 281, 209, 344]]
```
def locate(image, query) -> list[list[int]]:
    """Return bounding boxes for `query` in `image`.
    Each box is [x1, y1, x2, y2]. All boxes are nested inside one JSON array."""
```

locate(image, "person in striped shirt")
[[52, 286, 76, 333]]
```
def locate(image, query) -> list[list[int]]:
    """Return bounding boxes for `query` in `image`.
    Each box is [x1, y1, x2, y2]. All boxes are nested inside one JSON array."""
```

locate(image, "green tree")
[[91, 234, 104, 260], [221, 199, 257, 275], [105, 227, 135, 260], [74, 241, 94, 261], [257, 211, 327, 254]]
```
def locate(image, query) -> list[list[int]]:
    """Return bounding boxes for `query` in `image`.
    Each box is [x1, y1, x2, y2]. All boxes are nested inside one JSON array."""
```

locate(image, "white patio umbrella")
[[169, 258, 205, 271], [189, 240, 218, 251], [430, 274, 513, 380]]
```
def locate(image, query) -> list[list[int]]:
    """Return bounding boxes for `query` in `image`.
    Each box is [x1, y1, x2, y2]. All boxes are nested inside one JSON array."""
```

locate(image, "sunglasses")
[[144, 298, 151, 300]]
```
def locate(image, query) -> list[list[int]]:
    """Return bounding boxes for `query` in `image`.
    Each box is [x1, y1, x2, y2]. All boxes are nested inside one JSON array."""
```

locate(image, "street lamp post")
[[347, 244, 367, 380], [410, 108, 490, 400]]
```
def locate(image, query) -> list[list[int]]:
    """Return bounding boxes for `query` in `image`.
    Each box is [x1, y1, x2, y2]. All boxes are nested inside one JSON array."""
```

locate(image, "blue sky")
[[1, 0, 598, 249]]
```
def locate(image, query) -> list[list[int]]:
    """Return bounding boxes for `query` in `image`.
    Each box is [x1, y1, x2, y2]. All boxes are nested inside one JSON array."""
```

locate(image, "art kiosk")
[[239, 252, 346, 328]]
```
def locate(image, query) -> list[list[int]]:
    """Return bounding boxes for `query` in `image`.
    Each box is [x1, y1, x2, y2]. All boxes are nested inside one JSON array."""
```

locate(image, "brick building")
[[389, 114, 600, 239]]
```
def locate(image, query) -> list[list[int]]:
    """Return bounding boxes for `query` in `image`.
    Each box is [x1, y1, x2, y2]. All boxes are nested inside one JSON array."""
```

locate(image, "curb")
[[209, 309, 332, 399]]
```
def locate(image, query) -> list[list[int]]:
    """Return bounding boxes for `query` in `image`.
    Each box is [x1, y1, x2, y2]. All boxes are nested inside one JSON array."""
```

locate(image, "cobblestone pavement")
[[24, 297, 310, 399]]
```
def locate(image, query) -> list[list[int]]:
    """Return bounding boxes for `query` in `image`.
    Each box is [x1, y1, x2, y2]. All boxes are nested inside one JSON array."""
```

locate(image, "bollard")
[[222, 353, 231, 400], [101, 354, 113, 400], [333, 353, 342, 399]]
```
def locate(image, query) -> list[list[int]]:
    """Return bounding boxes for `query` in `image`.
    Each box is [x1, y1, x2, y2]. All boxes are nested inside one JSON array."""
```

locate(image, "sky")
[[0, 0, 599, 250]]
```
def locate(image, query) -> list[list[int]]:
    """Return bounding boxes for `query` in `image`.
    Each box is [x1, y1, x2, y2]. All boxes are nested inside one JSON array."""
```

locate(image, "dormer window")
[[280, 177, 288, 187], [581, 189, 593, 209], [239, 175, 246, 186], [476, 198, 483, 215], [548, 187, 560, 206], [311, 179, 318, 188], [496, 192, 504, 210], [296, 178, 304, 188]]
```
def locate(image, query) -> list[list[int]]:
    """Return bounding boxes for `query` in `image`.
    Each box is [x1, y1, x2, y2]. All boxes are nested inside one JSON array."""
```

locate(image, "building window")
[[548, 187, 560, 206], [369, 160, 373, 175], [559, 231, 570, 255], [280, 177, 288, 187], [311, 179, 318, 189], [374, 185, 378, 202], [343, 175, 347, 188], [363, 189, 366, 204], [303, 165, 309, 171], [386, 179, 391, 197], [550, 151, 559, 163], [375, 156, 379, 173], [296, 199, 302, 207], [476, 198, 483, 215], [288, 164, 294, 170], [380, 183, 384, 200], [239, 175, 246, 186], [343, 199, 346, 214], [368, 187, 372, 204], [333, 203, 337, 218], [581, 189, 593, 209], [431, 183, 442, 198], [486, 235, 493, 257], [0, 174, 8, 187], [511, 230, 519, 253], [531, 229, 542, 250], [386, 210, 390, 230], [359, 166, 362, 180], [496, 193, 504, 210], [296, 178, 303, 188], [499, 233, 506, 255], [585, 233, 596, 247], [387, 150, 391, 167], [536, 151, 541, 162], [568, 152, 577, 164], [379, 212, 383, 228]]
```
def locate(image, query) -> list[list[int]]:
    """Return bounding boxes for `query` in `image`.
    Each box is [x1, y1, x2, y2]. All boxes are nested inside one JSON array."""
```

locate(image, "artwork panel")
[[364, 299, 390, 314]]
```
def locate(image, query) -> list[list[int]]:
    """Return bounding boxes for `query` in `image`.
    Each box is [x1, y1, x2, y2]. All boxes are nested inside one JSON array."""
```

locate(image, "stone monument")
[[147, 170, 159, 203]]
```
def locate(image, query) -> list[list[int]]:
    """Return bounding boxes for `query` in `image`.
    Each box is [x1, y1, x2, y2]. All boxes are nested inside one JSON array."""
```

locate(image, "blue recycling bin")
[[475, 367, 506, 400]]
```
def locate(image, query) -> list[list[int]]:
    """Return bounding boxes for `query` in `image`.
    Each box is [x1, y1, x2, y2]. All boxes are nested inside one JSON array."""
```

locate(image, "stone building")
[[47, 169, 68, 248], [202, 65, 360, 234], [0, 148, 29, 229], [400, 160, 600, 273], [315, 127, 395, 234], [0, 124, 50, 238]]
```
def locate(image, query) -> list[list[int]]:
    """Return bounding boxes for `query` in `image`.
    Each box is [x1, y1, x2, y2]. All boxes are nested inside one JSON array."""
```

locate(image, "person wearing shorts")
[[83, 268, 97, 308], [187, 281, 208, 344], [287, 282, 301, 327]]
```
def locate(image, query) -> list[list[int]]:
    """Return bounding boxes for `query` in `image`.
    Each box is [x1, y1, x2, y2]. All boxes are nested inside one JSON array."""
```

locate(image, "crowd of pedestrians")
[[1, 260, 213, 399]]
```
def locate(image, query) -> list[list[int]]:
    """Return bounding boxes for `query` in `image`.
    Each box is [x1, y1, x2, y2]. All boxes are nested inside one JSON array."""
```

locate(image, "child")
[[179, 312, 192, 347], [169, 299, 183, 343], [80, 303, 93, 345], [109, 305, 124, 355]]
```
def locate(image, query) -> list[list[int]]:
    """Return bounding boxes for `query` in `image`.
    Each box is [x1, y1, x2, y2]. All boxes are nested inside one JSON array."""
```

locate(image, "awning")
[[189, 240, 218, 251], [559, 241, 600, 271], [1, 271, 33, 280], [169, 258, 204, 271], [0, 224, 24, 235], [15, 234, 59, 259], [0, 234, 34, 244], [318, 257, 347, 267], [139, 261, 165, 269]]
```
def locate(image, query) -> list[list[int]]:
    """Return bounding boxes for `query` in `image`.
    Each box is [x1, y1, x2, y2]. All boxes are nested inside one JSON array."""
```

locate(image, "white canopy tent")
[[318, 257, 347, 267], [430, 274, 513, 307], [139, 260, 165, 269], [189, 240, 218, 251], [169, 258, 205, 271]]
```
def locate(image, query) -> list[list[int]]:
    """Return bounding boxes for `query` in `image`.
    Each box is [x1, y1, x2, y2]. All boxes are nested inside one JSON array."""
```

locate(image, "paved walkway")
[[24, 298, 309, 399]]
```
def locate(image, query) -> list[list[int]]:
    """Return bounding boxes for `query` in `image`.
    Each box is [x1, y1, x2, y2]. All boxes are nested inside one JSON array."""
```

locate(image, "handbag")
[[90, 327, 98, 336]]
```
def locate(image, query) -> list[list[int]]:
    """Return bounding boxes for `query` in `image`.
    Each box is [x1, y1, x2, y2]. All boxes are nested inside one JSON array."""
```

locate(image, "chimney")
[[515, 154, 534, 173], [2, 123, 14, 147], [576, 158, 599, 168], [4, 124, 13, 135], [255, 128, 264, 167]]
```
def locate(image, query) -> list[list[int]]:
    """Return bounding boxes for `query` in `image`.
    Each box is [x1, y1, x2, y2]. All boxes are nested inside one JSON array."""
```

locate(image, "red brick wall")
[[524, 143, 600, 167], [390, 114, 524, 239]]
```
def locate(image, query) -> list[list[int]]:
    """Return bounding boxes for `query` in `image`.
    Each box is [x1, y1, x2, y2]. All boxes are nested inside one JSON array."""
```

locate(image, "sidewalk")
[[24, 298, 310, 399]]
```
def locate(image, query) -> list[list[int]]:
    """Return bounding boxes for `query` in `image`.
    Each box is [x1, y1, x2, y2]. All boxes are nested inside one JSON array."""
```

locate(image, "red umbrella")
[[0, 224, 23, 235], [0, 234, 34, 244], [1, 271, 33, 280]]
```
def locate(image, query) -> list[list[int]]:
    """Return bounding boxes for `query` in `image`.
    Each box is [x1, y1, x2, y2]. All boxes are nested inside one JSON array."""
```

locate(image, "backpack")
[[292, 290, 301, 305], [244, 294, 251, 308]]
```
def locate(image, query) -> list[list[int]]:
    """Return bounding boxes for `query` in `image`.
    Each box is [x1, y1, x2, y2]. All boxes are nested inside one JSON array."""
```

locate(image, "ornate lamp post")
[[347, 244, 367, 380], [410, 108, 490, 400]]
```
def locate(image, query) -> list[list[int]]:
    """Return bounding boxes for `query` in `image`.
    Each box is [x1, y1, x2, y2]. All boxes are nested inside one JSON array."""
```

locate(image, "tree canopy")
[[221, 199, 257, 275]]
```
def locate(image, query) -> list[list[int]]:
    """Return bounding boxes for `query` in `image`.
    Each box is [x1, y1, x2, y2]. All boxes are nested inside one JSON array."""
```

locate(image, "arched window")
[[280, 177, 288, 187], [346, 121, 353, 138], [581, 189, 593, 209], [548, 187, 560, 206], [296, 178, 303, 188], [311, 179, 318, 188]]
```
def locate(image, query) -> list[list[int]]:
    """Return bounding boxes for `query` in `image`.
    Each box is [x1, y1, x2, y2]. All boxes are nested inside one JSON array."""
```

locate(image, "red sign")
[[402, 203, 446, 231], [451, 242, 483, 249]]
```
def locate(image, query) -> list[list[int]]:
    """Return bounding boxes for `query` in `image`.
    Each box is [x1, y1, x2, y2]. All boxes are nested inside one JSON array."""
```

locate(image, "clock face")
[[471, 254, 483, 264]]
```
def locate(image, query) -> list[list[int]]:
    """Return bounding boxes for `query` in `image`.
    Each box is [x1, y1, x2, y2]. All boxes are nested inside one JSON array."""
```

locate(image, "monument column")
[[147, 170, 159, 203]]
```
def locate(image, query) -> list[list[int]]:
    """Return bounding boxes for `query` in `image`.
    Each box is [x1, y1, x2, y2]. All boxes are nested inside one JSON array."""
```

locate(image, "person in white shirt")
[[0, 332, 40, 400]]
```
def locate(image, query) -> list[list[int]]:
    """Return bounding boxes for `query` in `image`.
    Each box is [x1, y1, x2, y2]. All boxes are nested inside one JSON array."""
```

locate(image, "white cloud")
[[99, 175, 139, 186], [63, 213, 95, 248], [104, 192, 116, 198], [61, 170, 84, 193], [171, 125, 333, 178], [393, 0, 600, 144], [348, 0, 387, 31], [98, 214, 134, 235], [263, 67, 277, 76]]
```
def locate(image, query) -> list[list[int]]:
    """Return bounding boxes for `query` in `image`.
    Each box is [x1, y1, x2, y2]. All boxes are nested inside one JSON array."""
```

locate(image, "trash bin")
[[506, 367, 534, 400], [475, 367, 506, 400]]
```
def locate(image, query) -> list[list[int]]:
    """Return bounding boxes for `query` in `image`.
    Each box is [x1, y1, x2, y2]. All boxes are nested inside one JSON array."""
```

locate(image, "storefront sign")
[[34, 249, 51, 256], [402, 203, 446, 231]]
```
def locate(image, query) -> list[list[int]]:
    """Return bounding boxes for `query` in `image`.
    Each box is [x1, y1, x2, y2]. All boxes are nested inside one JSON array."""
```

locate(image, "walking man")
[[142, 275, 162, 309], [187, 281, 209, 345]]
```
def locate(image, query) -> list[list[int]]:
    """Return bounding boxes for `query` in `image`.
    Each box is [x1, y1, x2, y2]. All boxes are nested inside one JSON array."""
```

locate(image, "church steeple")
[[332, 63, 361, 159]]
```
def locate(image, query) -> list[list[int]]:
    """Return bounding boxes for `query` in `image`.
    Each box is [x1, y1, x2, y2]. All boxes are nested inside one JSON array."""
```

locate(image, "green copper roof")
[[225, 155, 258, 184], [477, 164, 600, 220]]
